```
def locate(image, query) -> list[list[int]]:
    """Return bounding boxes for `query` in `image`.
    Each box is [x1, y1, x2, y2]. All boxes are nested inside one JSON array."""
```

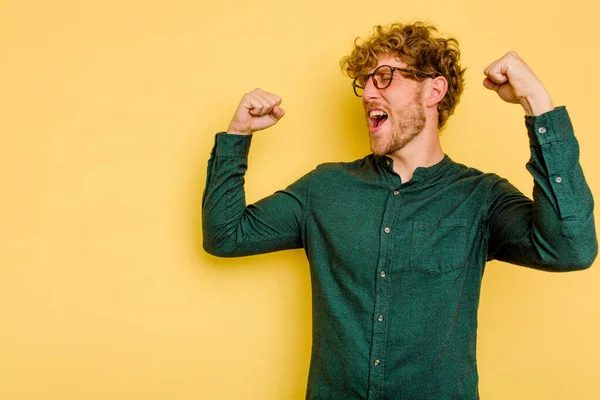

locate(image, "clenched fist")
[[483, 51, 553, 116], [226, 89, 285, 135]]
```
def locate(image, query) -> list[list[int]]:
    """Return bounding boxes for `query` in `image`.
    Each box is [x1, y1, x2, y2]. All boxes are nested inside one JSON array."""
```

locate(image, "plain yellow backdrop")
[[1, 0, 599, 399]]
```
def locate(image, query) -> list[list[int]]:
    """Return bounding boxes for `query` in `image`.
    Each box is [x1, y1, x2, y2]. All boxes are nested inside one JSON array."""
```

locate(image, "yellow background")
[[1, 0, 599, 399]]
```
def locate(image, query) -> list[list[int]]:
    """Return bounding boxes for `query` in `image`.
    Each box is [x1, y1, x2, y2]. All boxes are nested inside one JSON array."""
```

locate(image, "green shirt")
[[202, 106, 597, 400]]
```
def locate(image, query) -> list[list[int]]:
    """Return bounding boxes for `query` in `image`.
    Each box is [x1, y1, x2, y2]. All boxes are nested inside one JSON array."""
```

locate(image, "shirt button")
[[380, 271, 386, 278], [555, 176, 563, 183], [393, 190, 399, 196], [384, 227, 391, 234], [374, 359, 381, 366], [378, 315, 384, 322], [538, 127, 547, 134]]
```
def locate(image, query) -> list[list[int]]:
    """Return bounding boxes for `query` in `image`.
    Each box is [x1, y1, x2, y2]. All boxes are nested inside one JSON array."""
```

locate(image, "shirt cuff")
[[525, 106, 573, 146], [212, 132, 253, 158]]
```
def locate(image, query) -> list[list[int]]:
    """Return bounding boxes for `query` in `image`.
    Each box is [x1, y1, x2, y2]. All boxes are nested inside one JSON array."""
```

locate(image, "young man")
[[202, 22, 597, 399]]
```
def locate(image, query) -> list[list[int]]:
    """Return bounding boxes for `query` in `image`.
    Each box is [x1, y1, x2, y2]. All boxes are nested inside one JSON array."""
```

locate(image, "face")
[[362, 54, 426, 156]]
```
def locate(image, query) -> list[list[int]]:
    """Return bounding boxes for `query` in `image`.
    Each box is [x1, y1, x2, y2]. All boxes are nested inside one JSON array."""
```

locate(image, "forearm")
[[202, 133, 253, 256], [490, 107, 597, 271], [202, 133, 306, 257], [526, 107, 597, 268]]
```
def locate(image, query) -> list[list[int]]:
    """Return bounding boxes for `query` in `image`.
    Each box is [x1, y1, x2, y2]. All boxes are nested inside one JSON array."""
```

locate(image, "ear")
[[424, 76, 448, 107]]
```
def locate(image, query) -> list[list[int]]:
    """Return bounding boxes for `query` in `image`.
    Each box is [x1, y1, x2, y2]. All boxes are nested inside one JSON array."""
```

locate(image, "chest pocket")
[[410, 218, 467, 274]]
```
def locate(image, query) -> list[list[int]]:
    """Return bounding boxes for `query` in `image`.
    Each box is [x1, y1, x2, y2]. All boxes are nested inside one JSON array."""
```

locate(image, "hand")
[[483, 51, 553, 116], [226, 89, 285, 135]]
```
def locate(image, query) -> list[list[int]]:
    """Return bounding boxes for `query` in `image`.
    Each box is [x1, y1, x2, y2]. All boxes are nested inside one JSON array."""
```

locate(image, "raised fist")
[[226, 88, 285, 135], [483, 51, 553, 116]]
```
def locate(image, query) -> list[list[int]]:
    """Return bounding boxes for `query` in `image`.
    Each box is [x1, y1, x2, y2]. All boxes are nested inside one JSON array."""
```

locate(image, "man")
[[202, 22, 597, 399]]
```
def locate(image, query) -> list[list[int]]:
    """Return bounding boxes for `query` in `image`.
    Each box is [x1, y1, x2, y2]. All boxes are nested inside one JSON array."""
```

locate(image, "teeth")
[[369, 110, 387, 118]]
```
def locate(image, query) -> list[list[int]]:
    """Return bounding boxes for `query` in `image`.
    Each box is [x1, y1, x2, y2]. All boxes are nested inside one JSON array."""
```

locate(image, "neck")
[[388, 127, 444, 183]]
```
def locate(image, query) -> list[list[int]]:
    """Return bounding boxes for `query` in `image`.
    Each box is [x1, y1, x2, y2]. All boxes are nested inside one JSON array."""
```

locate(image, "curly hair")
[[340, 22, 466, 130]]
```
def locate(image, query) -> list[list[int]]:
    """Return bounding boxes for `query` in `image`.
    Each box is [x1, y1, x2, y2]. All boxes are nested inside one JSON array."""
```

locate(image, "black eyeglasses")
[[352, 65, 437, 97]]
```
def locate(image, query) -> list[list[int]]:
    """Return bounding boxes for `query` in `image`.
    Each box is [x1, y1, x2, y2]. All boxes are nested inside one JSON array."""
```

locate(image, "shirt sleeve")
[[202, 132, 311, 257], [487, 106, 598, 271]]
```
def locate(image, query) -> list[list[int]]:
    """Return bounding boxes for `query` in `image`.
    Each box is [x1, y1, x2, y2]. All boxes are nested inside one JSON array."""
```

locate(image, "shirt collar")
[[375, 154, 453, 184]]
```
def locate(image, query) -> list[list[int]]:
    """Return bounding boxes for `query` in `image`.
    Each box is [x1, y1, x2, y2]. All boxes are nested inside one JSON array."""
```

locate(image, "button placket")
[[368, 181, 399, 398]]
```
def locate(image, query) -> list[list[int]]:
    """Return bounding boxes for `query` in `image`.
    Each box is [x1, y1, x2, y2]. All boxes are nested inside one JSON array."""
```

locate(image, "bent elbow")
[[573, 244, 597, 271], [203, 236, 237, 258], [202, 240, 220, 257], [554, 240, 598, 272], [558, 259, 593, 272]]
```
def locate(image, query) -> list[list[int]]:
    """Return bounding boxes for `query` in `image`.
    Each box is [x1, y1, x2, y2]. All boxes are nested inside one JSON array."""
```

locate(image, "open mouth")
[[369, 110, 388, 131]]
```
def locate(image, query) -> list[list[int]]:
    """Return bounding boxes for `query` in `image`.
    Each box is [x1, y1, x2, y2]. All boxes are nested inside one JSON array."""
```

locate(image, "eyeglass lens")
[[354, 66, 394, 97]]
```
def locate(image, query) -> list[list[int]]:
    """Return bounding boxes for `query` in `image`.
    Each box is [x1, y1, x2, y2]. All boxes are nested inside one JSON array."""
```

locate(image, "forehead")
[[372, 53, 407, 70]]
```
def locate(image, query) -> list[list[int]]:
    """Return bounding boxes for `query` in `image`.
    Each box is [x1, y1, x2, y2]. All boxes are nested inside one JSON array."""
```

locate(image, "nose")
[[362, 76, 381, 101]]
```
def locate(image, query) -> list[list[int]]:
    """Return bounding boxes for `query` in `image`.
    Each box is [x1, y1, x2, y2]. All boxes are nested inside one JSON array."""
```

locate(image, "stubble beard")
[[370, 96, 426, 157]]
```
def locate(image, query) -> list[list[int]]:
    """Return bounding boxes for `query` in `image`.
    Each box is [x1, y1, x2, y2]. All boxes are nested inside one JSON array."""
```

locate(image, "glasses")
[[352, 65, 437, 97]]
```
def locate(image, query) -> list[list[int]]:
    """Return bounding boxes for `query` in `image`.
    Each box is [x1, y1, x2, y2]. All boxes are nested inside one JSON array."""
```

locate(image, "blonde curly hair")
[[340, 22, 466, 130]]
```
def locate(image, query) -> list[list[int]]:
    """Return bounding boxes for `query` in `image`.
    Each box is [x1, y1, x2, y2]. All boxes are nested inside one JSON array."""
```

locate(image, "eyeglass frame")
[[352, 65, 438, 97]]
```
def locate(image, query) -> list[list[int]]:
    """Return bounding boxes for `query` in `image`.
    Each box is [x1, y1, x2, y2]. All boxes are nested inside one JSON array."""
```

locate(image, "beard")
[[369, 95, 426, 156]]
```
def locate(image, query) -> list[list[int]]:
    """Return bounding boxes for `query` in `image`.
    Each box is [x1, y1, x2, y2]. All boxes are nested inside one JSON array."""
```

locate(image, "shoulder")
[[311, 154, 378, 178], [284, 155, 375, 191], [446, 158, 509, 189], [314, 154, 375, 171], [297, 155, 383, 193], [449, 158, 501, 178]]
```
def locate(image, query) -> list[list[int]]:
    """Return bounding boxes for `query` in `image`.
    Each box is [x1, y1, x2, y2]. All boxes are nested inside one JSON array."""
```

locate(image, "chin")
[[369, 140, 389, 156]]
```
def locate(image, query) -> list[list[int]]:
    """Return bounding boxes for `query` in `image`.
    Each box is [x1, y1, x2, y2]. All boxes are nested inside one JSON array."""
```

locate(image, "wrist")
[[521, 86, 554, 116], [226, 125, 252, 135]]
